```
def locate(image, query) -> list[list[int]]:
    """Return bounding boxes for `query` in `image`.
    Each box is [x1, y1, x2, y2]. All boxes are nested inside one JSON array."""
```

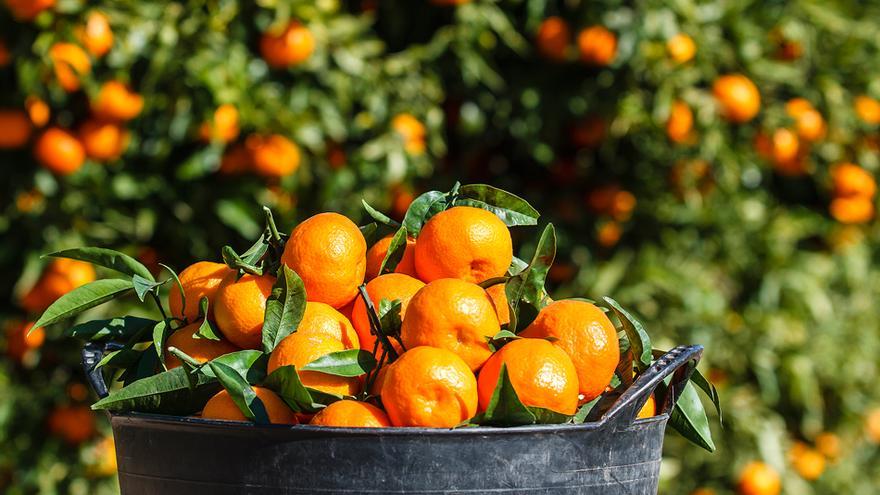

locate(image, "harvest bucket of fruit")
[[34, 184, 719, 494]]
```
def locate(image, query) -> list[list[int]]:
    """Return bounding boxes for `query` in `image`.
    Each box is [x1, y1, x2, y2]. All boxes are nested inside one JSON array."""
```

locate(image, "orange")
[[365, 235, 417, 280], [25, 96, 50, 127], [536, 17, 570, 62], [854, 95, 880, 125], [77, 11, 113, 57], [309, 400, 391, 427], [86, 435, 117, 477], [414, 206, 512, 284], [589, 186, 637, 220], [831, 163, 876, 198], [477, 338, 579, 415], [815, 432, 840, 459], [830, 196, 874, 224], [281, 212, 367, 309], [5, 321, 44, 362], [351, 273, 424, 354], [666, 100, 693, 143], [521, 300, 619, 402], [199, 104, 239, 143], [202, 387, 297, 424], [597, 221, 622, 247], [400, 278, 500, 371], [577, 26, 617, 66], [5, 0, 55, 20], [213, 272, 275, 349], [92, 81, 144, 121], [785, 98, 813, 118], [49, 43, 91, 92], [168, 261, 233, 322], [163, 321, 239, 369], [713, 74, 761, 123], [391, 113, 426, 155], [667, 33, 696, 64], [866, 408, 880, 443], [0, 109, 31, 148], [34, 127, 85, 175], [794, 108, 825, 142], [296, 301, 360, 349], [267, 332, 360, 396], [0, 40, 10, 66], [570, 115, 607, 149], [79, 119, 128, 161], [770, 128, 799, 165], [260, 22, 315, 68], [246, 134, 301, 178], [218, 144, 251, 175], [789, 445, 825, 480], [637, 395, 656, 419], [737, 461, 781, 495], [48, 405, 96, 444], [381, 346, 478, 427], [485, 283, 510, 326]]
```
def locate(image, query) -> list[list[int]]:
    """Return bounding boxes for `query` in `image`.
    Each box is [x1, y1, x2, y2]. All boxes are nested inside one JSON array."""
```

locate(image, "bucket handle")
[[601, 345, 703, 430], [82, 341, 122, 399]]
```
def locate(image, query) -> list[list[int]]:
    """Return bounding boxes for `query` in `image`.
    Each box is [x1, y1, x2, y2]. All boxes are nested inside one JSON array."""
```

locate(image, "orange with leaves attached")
[[365, 235, 417, 280], [310, 400, 391, 427], [163, 322, 239, 369], [168, 261, 233, 322], [213, 272, 275, 349], [713, 74, 761, 123], [260, 22, 315, 68], [202, 387, 297, 424], [268, 332, 360, 396], [351, 273, 424, 354]]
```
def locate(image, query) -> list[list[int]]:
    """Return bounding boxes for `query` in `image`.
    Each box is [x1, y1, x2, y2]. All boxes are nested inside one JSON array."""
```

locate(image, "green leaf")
[[478, 276, 508, 289], [132, 274, 165, 302], [262, 265, 307, 353], [529, 407, 570, 424], [152, 320, 171, 368], [34, 278, 134, 328], [690, 367, 723, 424], [97, 348, 143, 370], [194, 297, 222, 341], [378, 226, 408, 275], [604, 297, 653, 371], [478, 364, 536, 426], [160, 263, 186, 318], [301, 349, 376, 377], [378, 298, 403, 340], [504, 224, 556, 331], [402, 190, 445, 236], [508, 257, 528, 276], [572, 396, 602, 424], [486, 329, 520, 352], [208, 361, 270, 424], [263, 365, 341, 413], [46, 247, 155, 282], [668, 381, 716, 452], [64, 316, 156, 342], [240, 231, 271, 265], [455, 184, 539, 226], [362, 199, 400, 227], [221, 246, 264, 276]]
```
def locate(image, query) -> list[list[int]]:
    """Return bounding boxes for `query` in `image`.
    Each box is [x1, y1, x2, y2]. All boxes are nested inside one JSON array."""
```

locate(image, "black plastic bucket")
[[83, 344, 702, 494]]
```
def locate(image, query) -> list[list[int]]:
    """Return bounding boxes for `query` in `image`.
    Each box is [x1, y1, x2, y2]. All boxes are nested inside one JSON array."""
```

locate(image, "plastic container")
[[83, 343, 702, 495]]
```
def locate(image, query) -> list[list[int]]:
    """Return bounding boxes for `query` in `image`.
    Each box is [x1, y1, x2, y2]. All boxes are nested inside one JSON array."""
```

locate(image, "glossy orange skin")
[[854, 95, 880, 125], [202, 387, 297, 424], [485, 283, 510, 326], [168, 261, 233, 322], [521, 300, 619, 402], [79, 119, 128, 161], [637, 395, 656, 419], [163, 322, 239, 369], [78, 11, 113, 57], [0, 109, 32, 148], [34, 127, 85, 175], [477, 338, 579, 415], [260, 22, 315, 68], [25, 97, 50, 127], [48, 405, 96, 444], [666, 100, 693, 143], [92, 81, 144, 121], [213, 272, 275, 349], [713, 74, 761, 123], [351, 273, 424, 354], [246, 134, 301, 178], [831, 163, 876, 198], [199, 104, 239, 143], [414, 206, 512, 284], [381, 346, 478, 427], [365, 235, 417, 280], [49, 43, 91, 92], [536, 17, 570, 62], [267, 332, 360, 396], [297, 301, 360, 349], [737, 461, 781, 495], [5, 0, 55, 20], [829, 196, 874, 224], [667, 33, 696, 63], [281, 212, 367, 309], [309, 400, 391, 427], [577, 26, 617, 66], [400, 278, 500, 371]]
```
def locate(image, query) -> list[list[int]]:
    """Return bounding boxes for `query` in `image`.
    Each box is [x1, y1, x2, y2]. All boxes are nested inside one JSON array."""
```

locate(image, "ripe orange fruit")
[[199, 104, 239, 143], [92, 81, 144, 121], [260, 21, 315, 68], [866, 408, 880, 443], [570, 115, 607, 149], [34, 127, 85, 175], [770, 128, 799, 165], [400, 278, 500, 371], [168, 261, 233, 322], [854, 95, 880, 125], [737, 461, 781, 495], [213, 272, 275, 349], [246, 134, 301, 178], [637, 395, 656, 419], [309, 400, 391, 427], [789, 445, 825, 480], [49, 43, 91, 92], [794, 108, 825, 142], [830, 196, 874, 224], [218, 144, 251, 175], [0, 109, 32, 148], [666, 33, 696, 64], [5, 321, 44, 362], [5, 0, 55, 20], [202, 387, 297, 424], [391, 113, 426, 155], [351, 273, 424, 353], [831, 163, 876, 198], [267, 332, 360, 396], [666, 100, 693, 143], [485, 283, 510, 326], [381, 346, 478, 427], [536, 16, 570, 61], [77, 11, 113, 57], [785, 98, 812, 118], [281, 212, 367, 309], [521, 300, 619, 402], [25, 96, 50, 127], [86, 435, 117, 477], [477, 338, 579, 415], [577, 26, 617, 66], [297, 302, 360, 349], [414, 206, 512, 284], [597, 221, 622, 247], [163, 321, 239, 369], [79, 119, 128, 161], [365, 235, 417, 280], [713, 74, 761, 123], [48, 405, 96, 444], [815, 432, 840, 459]]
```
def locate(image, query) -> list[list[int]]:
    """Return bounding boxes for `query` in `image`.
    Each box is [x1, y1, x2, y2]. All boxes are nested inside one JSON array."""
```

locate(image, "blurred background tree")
[[2, 0, 880, 494]]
